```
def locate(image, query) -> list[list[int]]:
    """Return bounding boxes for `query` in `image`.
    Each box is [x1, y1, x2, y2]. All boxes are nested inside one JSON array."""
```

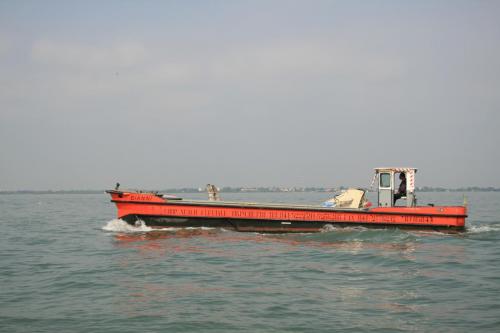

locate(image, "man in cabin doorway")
[[394, 173, 406, 204]]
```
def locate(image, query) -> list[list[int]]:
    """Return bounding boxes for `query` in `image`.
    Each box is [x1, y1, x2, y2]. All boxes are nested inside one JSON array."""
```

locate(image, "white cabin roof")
[[374, 167, 418, 173]]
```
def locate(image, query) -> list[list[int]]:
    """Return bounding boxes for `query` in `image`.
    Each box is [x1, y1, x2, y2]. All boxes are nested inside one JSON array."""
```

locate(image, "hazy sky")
[[1, 0, 499, 190]]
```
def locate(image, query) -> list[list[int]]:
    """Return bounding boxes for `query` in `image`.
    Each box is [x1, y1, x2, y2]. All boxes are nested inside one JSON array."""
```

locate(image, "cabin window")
[[380, 173, 391, 188]]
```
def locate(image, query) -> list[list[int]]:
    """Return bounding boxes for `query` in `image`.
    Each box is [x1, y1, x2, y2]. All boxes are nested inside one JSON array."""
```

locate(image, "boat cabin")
[[374, 167, 417, 207]]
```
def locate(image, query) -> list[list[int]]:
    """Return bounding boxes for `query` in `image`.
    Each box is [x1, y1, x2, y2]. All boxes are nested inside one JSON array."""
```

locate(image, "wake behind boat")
[[106, 167, 467, 232]]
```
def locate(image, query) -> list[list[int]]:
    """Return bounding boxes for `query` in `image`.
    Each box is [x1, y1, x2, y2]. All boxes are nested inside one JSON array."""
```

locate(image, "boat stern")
[[370, 205, 467, 229]]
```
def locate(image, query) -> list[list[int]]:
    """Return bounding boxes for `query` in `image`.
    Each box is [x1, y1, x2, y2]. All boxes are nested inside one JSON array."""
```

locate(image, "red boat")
[[106, 168, 467, 232]]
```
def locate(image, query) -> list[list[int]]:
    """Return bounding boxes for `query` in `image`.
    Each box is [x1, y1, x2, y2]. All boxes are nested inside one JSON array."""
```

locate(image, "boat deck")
[[163, 198, 359, 211]]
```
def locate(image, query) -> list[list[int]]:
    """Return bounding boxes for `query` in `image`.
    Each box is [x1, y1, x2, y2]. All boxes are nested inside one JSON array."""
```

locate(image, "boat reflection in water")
[[106, 221, 465, 261], [106, 223, 467, 321]]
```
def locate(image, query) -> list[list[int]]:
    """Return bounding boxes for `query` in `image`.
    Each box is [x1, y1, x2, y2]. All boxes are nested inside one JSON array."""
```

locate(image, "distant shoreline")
[[1, 187, 499, 194]]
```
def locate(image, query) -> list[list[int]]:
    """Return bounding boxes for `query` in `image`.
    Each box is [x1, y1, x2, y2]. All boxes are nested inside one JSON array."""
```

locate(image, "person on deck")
[[394, 173, 406, 204]]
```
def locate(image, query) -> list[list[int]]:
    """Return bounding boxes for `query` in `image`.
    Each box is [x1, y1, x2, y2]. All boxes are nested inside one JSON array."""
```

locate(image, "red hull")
[[106, 190, 467, 232]]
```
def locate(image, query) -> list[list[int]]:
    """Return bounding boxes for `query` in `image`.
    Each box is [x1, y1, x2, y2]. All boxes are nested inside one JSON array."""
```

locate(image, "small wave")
[[102, 219, 153, 232], [319, 224, 369, 233], [467, 224, 500, 233], [146, 226, 218, 232], [320, 224, 337, 232], [102, 219, 218, 233]]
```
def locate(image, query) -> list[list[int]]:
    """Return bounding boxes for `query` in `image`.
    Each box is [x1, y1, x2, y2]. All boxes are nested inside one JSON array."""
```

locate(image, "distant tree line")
[[417, 186, 500, 192], [1, 186, 499, 194]]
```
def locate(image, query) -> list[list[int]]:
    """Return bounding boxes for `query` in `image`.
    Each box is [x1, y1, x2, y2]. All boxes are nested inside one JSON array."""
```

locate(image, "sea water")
[[1, 192, 499, 332]]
